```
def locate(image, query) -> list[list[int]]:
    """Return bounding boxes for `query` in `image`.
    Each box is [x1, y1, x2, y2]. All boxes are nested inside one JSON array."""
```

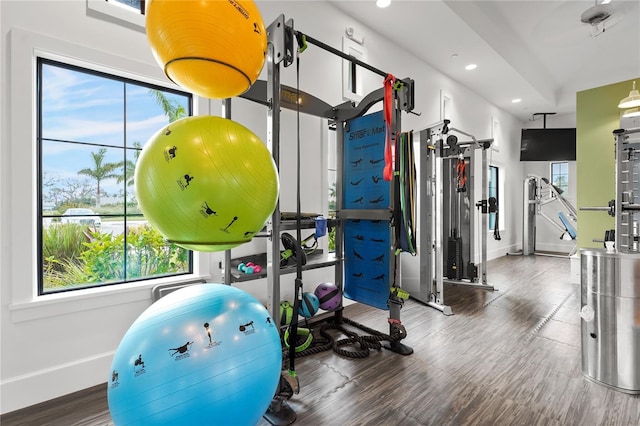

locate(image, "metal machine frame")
[[580, 127, 640, 248], [404, 120, 494, 315], [222, 14, 416, 424], [579, 126, 640, 395], [521, 175, 578, 256], [251, 15, 415, 331], [613, 127, 640, 251]]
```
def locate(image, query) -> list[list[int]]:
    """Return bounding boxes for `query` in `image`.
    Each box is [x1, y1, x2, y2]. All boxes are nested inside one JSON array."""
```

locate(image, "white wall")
[[521, 112, 577, 253], [0, 0, 524, 413]]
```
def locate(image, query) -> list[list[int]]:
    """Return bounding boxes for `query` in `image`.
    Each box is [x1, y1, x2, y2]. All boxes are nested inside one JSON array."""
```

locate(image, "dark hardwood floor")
[[2, 255, 639, 425]]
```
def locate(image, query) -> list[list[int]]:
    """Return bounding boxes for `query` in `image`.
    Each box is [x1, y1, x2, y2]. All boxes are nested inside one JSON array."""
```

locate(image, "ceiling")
[[328, 0, 640, 122]]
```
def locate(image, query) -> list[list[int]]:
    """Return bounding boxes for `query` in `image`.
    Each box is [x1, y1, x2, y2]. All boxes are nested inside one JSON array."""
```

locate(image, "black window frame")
[[489, 165, 499, 231], [37, 57, 193, 295]]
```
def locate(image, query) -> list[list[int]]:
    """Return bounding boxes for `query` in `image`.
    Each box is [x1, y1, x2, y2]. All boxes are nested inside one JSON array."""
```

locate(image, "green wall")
[[576, 78, 639, 249]]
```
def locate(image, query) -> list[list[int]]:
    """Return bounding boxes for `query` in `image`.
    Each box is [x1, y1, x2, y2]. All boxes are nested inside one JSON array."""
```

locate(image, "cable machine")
[[402, 120, 495, 315], [228, 14, 415, 424], [518, 175, 578, 256]]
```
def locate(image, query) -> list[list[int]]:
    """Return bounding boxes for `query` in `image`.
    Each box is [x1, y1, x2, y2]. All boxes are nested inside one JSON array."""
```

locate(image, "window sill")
[[9, 274, 211, 323]]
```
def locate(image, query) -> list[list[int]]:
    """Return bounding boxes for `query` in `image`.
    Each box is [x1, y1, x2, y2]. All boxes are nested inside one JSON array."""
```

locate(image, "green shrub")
[[42, 224, 89, 274], [43, 224, 189, 290], [125, 224, 189, 279], [80, 230, 126, 283], [80, 225, 189, 283], [328, 226, 336, 252], [44, 257, 89, 289]]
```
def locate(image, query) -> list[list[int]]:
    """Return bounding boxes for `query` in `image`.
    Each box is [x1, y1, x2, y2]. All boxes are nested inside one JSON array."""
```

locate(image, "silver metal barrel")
[[580, 248, 640, 394]]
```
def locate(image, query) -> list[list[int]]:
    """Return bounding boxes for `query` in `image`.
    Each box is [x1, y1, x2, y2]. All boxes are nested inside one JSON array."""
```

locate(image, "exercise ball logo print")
[[146, 0, 267, 99], [107, 284, 282, 425], [141, 0, 276, 251], [134, 115, 279, 251]]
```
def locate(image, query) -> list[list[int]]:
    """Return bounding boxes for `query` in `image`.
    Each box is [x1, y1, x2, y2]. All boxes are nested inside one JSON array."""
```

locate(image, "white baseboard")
[[488, 244, 518, 261], [535, 241, 574, 255], [0, 351, 114, 414]]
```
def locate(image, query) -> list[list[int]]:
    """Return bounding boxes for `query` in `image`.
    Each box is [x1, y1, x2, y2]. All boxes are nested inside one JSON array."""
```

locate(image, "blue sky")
[[41, 62, 190, 203]]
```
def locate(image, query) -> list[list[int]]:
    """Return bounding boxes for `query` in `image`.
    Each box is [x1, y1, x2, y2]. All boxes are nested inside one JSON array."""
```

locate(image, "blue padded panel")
[[558, 211, 577, 239], [343, 219, 390, 310], [342, 111, 390, 310], [343, 110, 388, 210]]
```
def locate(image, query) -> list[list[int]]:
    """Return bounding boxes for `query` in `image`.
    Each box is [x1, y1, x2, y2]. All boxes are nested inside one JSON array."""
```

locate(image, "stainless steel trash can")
[[581, 248, 640, 394]]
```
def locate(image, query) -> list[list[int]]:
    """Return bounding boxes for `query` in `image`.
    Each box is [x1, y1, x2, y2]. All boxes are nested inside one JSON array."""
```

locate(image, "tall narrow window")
[[349, 62, 357, 94], [550, 161, 569, 195], [489, 165, 499, 230], [38, 58, 192, 294], [342, 37, 366, 102], [327, 128, 337, 252]]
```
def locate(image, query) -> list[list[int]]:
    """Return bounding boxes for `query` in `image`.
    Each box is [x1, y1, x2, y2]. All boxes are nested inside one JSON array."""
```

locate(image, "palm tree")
[[118, 90, 188, 188], [78, 148, 122, 207], [149, 89, 187, 123], [117, 141, 141, 188]]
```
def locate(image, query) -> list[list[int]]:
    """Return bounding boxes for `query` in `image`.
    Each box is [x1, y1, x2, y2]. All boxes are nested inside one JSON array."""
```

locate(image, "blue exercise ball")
[[107, 283, 281, 425]]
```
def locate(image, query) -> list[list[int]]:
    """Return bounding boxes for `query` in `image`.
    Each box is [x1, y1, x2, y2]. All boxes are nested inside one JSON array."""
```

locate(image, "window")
[[488, 164, 505, 232], [86, 0, 145, 32], [551, 161, 569, 195], [342, 37, 366, 102], [489, 166, 499, 230], [38, 58, 193, 294], [110, 0, 145, 14], [327, 128, 337, 251]]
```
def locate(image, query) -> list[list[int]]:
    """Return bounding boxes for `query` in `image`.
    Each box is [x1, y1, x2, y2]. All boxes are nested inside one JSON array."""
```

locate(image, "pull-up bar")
[[294, 30, 389, 79]]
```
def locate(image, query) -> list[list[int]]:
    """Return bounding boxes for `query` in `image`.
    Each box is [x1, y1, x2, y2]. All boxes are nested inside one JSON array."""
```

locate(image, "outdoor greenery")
[[42, 223, 88, 276], [553, 175, 568, 193], [328, 226, 336, 252], [77, 148, 121, 208], [43, 89, 186, 212], [43, 223, 189, 290], [41, 85, 190, 291], [328, 182, 337, 252], [117, 141, 142, 189]]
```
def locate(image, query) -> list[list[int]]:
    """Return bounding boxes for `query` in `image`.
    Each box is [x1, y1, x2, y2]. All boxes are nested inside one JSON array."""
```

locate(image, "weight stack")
[[446, 236, 463, 279]]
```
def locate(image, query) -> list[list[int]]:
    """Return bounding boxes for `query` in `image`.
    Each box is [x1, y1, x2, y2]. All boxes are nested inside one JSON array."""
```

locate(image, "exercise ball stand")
[[263, 399, 296, 426]]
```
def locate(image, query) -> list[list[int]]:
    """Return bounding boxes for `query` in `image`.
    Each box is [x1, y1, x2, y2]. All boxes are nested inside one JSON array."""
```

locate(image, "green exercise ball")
[[134, 115, 279, 251]]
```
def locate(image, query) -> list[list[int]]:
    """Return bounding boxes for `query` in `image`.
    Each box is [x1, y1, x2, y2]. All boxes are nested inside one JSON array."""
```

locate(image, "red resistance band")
[[456, 159, 467, 190], [383, 74, 396, 181]]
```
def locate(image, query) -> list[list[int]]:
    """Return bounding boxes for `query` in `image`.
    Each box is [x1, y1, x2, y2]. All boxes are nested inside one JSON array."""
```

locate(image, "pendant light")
[[622, 107, 640, 118], [618, 81, 640, 109]]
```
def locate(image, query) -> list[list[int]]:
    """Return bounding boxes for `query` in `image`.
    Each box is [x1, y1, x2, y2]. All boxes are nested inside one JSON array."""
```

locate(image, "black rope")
[[286, 34, 304, 375], [281, 316, 407, 365]]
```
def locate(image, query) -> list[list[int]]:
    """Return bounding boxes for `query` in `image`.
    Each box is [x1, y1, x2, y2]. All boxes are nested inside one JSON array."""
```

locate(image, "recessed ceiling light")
[[465, 64, 477, 70], [376, 0, 391, 8], [512, 98, 522, 103]]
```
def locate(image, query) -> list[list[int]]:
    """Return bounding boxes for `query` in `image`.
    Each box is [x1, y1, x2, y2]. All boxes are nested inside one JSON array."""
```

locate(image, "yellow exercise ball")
[[134, 115, 279, 252], [146, 0, 267, 99]]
